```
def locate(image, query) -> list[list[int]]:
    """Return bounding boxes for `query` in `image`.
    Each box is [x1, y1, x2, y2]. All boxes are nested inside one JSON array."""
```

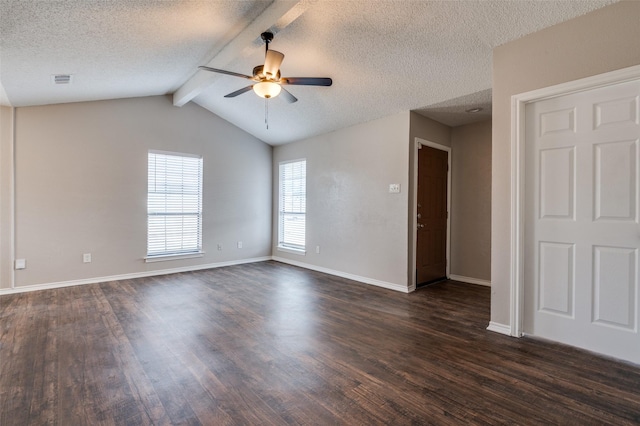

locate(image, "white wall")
[[2, 97, 491, 294], [273, 110, 491, 292], [450, 120, 491, 282], [272, 112, 411, 291], [0, 106, 13, 287], [2, 95, 272, 289], [491, 1, 640, 327]]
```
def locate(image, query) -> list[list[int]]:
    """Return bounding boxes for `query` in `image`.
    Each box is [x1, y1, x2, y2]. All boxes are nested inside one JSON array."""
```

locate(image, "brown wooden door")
[[417, 145, 448, 285]]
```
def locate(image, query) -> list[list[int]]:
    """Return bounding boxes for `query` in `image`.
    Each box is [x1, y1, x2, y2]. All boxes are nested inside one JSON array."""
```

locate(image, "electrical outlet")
[[316, 246, 320, 254], [237, 241, 243, 249], [15, 259, 26, 270], [217, 244, 223, 251], [83, 253, 91, 263], [389, 184, 401, 193]]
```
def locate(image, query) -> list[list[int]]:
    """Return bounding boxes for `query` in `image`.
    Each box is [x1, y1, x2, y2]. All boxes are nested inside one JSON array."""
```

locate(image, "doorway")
[[414, 139, 451, 287], [523, 78, 640, 364], [510, 64, 640, 365]]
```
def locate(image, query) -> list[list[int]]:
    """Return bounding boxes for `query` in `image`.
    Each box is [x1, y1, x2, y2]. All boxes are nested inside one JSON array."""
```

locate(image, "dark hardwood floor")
[[1, 261, 639, 425]]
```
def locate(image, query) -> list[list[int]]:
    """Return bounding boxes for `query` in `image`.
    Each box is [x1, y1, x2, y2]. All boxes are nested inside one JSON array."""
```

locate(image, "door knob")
[[417, 213, 421, 219], [417, 223, 424, 229]]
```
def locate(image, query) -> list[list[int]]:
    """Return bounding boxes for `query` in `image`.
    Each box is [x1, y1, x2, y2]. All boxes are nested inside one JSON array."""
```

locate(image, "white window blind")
[[279, 159, 306, 250], [147, 151, 203, 257]]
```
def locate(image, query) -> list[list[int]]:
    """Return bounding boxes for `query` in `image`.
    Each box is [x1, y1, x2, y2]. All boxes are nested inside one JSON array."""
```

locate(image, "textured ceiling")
[[0, 0, 618, 145]]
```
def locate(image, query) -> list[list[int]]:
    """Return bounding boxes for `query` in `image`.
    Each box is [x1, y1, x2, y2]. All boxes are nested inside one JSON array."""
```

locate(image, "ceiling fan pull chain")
[[265, 98, 269, 130]]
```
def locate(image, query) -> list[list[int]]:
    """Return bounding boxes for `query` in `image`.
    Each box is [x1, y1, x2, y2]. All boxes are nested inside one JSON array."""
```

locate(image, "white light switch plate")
[[389, 184, 401, 193], [15, 259, 26, 269]]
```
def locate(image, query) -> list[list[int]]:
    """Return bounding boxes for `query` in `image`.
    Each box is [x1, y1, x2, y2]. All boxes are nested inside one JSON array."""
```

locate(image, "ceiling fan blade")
[[224, 86, 254, 98], [263, 50, 284, 79], [199, 66, 253, 80], [281, 77, 332, 86], [280, 87, 298, 104]]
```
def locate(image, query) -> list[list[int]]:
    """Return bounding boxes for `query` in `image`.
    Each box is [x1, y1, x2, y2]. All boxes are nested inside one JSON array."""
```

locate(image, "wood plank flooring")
[[1, 260, 639, 425]]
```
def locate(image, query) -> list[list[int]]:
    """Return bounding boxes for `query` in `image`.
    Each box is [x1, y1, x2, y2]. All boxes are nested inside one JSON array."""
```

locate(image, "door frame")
[[509, 64, 640, 338], [411, 137, 451, 290]]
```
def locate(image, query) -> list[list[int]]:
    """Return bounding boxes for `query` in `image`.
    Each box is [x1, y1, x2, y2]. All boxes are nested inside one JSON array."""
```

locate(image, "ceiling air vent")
[[51, 74, 73, 85]]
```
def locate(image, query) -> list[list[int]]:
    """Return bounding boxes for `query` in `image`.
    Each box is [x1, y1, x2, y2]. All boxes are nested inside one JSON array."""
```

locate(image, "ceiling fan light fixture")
[[253, 81, 281, 99]]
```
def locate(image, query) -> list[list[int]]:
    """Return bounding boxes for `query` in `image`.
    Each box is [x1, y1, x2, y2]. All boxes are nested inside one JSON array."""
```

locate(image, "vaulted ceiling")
[[0, 0, 617, 145]]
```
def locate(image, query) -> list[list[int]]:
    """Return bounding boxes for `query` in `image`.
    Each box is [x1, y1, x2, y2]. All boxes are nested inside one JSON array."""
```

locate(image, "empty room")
[[1, 1, 639, 424]]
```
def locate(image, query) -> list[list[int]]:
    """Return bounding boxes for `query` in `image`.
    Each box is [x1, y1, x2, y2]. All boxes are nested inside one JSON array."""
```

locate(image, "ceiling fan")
[[198, 31, 332, 104]]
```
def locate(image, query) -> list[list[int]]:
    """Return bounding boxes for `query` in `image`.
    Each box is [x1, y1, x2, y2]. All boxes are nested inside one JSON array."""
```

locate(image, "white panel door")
[[524, 79, 640, 364]]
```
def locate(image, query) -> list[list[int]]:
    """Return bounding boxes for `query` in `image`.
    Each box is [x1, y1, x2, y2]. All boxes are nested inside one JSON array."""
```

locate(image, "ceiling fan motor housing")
[[253, 65, 280, 81]]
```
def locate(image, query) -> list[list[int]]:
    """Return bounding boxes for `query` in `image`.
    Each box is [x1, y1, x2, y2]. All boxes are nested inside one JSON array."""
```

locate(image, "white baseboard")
[[271, 256, 410, 293], [487, 321, 512, 336], [0, 256, 272, 295], [2, 255, 411, 295], [449, 274, 491, 287]]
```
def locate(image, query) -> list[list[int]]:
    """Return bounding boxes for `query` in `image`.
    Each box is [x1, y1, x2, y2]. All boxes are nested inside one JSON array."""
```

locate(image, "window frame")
[[146, 150, 204, 262], [278, 159, 307, 254]]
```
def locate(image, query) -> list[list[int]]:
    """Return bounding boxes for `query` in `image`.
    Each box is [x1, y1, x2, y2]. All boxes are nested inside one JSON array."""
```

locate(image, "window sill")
[[144, 252, 205, 263], [277, 246, 306, 256]]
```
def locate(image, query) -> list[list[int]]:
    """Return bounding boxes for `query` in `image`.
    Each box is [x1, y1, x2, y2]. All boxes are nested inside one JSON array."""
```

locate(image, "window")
[[147, 151, 203, 259], [278, 159, 306, 252]]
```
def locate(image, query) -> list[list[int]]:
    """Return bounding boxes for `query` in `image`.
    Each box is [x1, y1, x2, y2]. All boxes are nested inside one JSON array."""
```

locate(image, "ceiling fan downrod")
[[261, 31, 274, 54]]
